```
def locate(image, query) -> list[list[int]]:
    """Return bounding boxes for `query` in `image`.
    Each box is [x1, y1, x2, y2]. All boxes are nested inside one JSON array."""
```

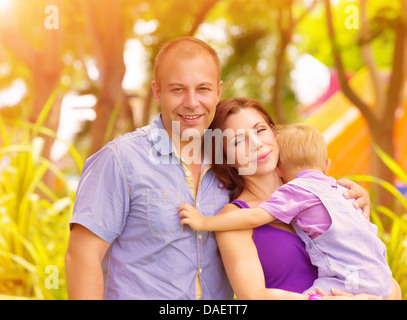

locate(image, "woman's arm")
[[314, 277, 401, 300]]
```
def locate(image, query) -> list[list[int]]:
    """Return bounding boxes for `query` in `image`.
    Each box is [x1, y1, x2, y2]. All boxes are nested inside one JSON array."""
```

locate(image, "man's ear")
[[151, 80, 160, 105], [323, 159, 331, 174], [217, 81, 223, 103]]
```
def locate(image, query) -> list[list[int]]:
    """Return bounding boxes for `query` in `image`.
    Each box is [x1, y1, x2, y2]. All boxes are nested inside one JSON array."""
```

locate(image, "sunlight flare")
[[0, 0, 11, 11]]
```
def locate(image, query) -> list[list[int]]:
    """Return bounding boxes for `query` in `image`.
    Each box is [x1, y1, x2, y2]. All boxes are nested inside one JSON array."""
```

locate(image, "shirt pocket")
[[147, 188, 183, 236]]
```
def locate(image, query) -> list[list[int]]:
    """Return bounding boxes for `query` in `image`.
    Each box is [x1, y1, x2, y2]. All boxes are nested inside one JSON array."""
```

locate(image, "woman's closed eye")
[[254, 122, 270, 133], [234, 137, 245, 146]]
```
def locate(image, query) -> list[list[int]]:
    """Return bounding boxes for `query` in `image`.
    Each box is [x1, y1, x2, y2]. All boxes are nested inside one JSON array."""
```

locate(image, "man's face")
[[152, 51, 222, 140]]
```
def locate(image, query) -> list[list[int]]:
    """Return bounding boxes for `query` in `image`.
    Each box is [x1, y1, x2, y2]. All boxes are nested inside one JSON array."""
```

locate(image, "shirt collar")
[[296, 169, 337, 187], [149, 114, 213, 169]]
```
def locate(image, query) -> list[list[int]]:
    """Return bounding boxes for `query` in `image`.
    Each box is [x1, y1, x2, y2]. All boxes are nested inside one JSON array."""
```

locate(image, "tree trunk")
[[324, 0, 407, 206], [271, 0, 318, 124], [0, 8, 64, 125], [83, 0, 126, 156], [0, 2, 64, 169], [369, 123, 395, 205], [272, 35, 289, 124]]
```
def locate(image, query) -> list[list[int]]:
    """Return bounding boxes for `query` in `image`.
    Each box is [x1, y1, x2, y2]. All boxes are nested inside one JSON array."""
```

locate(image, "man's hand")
[[179, 203, 206, 231], [337, 178, 371, 220]]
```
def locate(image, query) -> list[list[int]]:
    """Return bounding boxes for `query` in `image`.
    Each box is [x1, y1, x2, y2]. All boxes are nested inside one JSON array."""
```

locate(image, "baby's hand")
[[179, 203, 206, 231]]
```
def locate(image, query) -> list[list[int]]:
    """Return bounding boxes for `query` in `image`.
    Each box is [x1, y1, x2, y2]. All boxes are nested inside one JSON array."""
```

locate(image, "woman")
[[209, 97, 401, 300]]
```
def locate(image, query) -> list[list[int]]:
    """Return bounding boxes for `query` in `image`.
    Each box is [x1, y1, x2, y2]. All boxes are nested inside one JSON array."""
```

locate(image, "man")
[[65, 37, 232, 300], [65, 36, 370, 299]]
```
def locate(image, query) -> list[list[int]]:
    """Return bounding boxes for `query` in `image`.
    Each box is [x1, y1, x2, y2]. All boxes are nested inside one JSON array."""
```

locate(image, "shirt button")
[[198, 234, 202, 240], [199, 268, 202, 274], [196, 202, 199, 207], [185, 171, 191, 177]]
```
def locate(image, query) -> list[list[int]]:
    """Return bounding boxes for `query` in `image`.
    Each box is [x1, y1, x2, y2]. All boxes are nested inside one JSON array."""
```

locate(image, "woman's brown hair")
[[209, 98, 275, 201]]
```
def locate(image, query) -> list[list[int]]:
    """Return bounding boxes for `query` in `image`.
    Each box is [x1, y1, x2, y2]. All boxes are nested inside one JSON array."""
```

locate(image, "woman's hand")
[[310, 287, 382, 300], [337, 178, 371, 220]]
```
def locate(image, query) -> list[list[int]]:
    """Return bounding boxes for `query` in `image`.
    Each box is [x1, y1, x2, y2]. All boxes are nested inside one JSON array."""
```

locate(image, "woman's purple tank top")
[[231, 199, 318, 293]]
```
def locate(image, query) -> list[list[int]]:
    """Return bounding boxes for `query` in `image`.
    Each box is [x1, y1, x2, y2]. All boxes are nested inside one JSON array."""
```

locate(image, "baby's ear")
[[276, 166, 284, 178]]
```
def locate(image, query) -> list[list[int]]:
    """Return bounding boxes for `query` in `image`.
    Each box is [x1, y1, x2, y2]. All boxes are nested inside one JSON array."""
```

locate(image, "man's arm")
[[179, 203, 275, 231], [65, 224, 110, 300]]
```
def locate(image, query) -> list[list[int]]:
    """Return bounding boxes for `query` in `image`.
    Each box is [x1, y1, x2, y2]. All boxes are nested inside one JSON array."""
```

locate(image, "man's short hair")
[[154, 36, 221, 84]]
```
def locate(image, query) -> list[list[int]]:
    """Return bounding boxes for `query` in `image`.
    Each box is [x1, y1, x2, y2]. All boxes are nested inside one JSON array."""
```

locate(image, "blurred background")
[[0, 0, 406, 299]]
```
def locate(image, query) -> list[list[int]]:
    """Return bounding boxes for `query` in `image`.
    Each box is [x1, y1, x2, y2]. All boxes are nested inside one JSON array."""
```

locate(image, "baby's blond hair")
[[274, 123, 327, 171]]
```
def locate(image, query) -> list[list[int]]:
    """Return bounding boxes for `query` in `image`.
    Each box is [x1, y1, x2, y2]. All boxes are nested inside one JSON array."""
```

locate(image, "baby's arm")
[[179, 203, 276, 232]]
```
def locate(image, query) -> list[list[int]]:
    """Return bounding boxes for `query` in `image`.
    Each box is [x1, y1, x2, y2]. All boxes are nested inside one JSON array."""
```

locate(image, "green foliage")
[[0, 106, 83, 299], [296, 0, 398, 71], [1, 0, 406, 300], [347, 145, 407, 300]]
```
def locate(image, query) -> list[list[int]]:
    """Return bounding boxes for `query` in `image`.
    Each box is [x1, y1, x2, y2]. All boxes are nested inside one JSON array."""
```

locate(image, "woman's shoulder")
[[218, 203, 242, 215]]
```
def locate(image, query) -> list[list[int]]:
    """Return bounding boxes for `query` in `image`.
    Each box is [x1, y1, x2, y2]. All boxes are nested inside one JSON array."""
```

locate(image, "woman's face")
[[222, 107, 279, 176]]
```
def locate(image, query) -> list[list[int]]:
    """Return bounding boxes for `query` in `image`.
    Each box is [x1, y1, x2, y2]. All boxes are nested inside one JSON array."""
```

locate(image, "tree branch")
[[324, 0, 375, 125], [188, 0, 220, 36], [384, 19, 406, 124], [292, 0, 319, 28], [359, 0, 384, 115]]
